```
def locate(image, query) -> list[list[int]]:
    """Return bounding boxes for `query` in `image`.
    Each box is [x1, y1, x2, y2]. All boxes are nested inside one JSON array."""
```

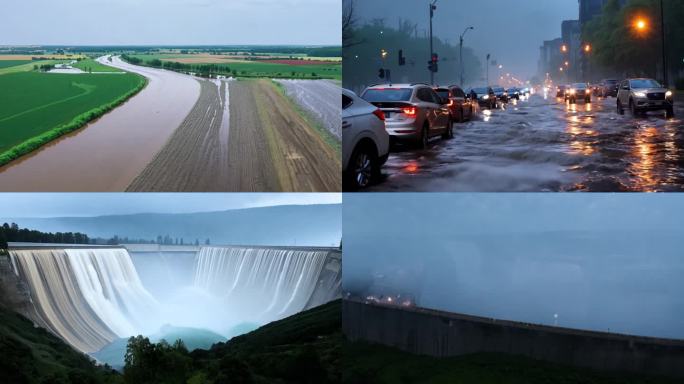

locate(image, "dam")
[[2, 243, 341, 355], [343, 299, 684, 378]]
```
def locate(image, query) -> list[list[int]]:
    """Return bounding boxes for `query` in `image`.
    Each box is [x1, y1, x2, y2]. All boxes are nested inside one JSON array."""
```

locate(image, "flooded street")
[[0, 56, 200, 191], [368, 95, 684, 192]]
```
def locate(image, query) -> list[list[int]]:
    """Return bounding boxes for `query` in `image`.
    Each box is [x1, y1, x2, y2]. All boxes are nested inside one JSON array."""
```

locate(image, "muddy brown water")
[[0, 56, 200, 191]]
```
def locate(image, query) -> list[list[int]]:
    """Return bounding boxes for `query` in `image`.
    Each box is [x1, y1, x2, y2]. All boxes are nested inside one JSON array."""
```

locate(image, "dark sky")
[[343, 193, 684, 340], [354, 0, 578, 80]]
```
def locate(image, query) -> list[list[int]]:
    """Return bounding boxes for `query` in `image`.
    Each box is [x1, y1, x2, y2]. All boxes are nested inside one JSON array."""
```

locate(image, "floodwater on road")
[[0, 56, 200, 191], [368, 95, 684, 192]]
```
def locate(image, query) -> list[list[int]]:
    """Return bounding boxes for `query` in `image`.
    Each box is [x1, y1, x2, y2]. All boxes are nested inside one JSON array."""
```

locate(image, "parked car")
[[507, 87, 521, 100], [434, 85, 475, 123], [469, 87, 497, 109], [492, 86, 508, 103], [556, 85, 567, 98], [566, 83, 591, 104], [616, 78, 674, 118], [361, 83, 452, 148], [599, 79, 619, 97], [342, 89, 390, 189]]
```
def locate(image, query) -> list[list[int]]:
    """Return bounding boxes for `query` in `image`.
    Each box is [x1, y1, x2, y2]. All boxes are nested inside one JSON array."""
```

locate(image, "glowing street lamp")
[[584, 44, 592, 53], [634, 18, 648, 32], [561, 44, 568, 53]]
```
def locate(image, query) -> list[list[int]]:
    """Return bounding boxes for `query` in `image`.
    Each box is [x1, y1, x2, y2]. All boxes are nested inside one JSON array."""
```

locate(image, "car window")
[[472, 88, 487, 94], [342, 95, 353, 110], [451, 88, 465, 98], [434, 90, 450, 100], [629, 79, 662, 88], [416, 88, 433, 103], [362, 88, 413, 102], [428, 89, 443, 104]]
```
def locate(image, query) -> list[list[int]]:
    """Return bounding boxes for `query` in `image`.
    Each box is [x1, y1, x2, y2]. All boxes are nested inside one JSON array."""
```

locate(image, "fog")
[[343, 194, 684, 340], [351, 0, 577, 80]]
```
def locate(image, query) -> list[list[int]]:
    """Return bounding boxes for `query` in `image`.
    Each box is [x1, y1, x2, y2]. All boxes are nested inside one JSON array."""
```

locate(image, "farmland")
[[0, 71, 145, 165], [125, 52, 341, 80], [0, 60, 31, 69], [72, 58, 124, 73]]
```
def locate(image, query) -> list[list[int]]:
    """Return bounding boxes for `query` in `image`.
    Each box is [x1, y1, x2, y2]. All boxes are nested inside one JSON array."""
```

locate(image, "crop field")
[[0, 60, 31, 69], [72, 58, 123, 73], [128, 53, 341, 79], [0, 71, 145, 164]]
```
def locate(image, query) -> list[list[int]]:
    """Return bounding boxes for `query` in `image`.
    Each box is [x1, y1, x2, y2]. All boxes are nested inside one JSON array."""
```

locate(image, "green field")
[[0, 60, 31, 69], [72, 58, 123, 73], [0, 71, 146, 165], [128, 54, 341, 79]]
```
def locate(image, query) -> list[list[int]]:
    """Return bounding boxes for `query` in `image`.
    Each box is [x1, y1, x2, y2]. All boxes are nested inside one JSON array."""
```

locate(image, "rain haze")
[[353, 0, 577, 80], [344, 194, 684, 340], [1, 0, 341, 45], [0, 193, 342, 218]]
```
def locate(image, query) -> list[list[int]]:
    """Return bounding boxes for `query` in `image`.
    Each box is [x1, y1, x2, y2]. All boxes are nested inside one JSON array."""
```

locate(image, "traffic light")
[[428, 53, 439, 73], [399, 49, 406, 66], [378, 68, 385, 79]]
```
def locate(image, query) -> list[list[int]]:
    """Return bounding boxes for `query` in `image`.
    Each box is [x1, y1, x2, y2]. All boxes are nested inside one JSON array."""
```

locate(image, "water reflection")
[[628, 124, 680, 191]]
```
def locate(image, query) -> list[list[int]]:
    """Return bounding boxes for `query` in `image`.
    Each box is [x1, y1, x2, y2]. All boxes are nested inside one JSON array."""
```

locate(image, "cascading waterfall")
[[193, 247, 330, 322], [9, 248, 159, 353]]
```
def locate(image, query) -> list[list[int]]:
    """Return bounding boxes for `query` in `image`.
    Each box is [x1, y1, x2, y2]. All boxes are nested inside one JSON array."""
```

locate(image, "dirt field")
[[126, 79, 229, 191], [127, 79, 339, 191], [227, 80, 340, 191]]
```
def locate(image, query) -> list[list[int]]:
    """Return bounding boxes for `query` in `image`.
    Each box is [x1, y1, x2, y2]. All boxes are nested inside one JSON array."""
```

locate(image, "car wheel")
[[585, 97, 591, 103], [442, 119, 453, 140], [617, 100, 624, 115], [345, 144, 377, 190], [630, 99, 638, 116], [417, 124, 429, 149], [666, 105, 675, 118]]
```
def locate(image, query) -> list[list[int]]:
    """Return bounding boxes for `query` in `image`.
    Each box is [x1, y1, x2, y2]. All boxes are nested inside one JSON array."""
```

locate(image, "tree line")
[[0, 222, 89, 249], [583, 0, 684, 88]]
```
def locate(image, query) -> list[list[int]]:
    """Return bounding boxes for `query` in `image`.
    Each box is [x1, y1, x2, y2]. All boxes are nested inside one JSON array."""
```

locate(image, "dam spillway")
[[9, 247, 158, 353], [5, 243, 341, 355]]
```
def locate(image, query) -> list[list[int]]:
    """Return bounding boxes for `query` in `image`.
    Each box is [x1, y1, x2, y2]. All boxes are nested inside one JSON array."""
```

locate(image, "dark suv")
[[434, 85, 475, 123], [599, 79, 619, 98], [469, 87, 496, 109]]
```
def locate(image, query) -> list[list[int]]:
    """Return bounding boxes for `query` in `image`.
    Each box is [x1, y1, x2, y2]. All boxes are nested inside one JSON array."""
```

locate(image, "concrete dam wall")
[[343, 299, 684, 378]]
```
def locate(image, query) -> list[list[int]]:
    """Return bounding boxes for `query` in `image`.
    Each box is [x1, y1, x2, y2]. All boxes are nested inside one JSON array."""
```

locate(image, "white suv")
[[342, 89, 390, 190], [617, 78, 674, 118], [360, 83, 452, 148]]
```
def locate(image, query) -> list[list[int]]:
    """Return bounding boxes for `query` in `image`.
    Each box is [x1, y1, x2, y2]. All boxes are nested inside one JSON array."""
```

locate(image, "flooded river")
[[0, 56, 200, 191]]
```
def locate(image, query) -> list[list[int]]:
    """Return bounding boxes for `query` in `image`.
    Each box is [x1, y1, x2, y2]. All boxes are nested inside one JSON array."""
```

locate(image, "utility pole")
[[429, 1, 437, 85], [459, 26, 474, 87], [486, 53, 490, 86], [660, 0, 668, 87]]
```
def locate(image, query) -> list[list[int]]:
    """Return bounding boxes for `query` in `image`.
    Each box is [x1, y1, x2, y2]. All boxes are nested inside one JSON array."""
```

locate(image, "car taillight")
[[402, 107, 417, 116], [372, 108, 385, 121]]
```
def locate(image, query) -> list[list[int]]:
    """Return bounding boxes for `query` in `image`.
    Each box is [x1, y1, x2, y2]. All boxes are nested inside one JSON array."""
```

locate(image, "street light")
[[584, 44, 592, 53], [429, 0, 438, 85], [561, 44, 568, 53], [459, 26, 474, 87]]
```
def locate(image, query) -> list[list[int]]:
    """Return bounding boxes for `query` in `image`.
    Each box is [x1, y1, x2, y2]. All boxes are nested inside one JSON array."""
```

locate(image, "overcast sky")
[[0, 193, 341, 218], [1, 0, 340, 45], [344, 193, 684, 339], [353, 0, 577, 79]]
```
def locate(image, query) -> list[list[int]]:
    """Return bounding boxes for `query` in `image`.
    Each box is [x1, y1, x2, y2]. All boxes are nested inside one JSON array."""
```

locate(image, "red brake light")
[[402, 107, 417, 116], [372, 108, 385, 121]]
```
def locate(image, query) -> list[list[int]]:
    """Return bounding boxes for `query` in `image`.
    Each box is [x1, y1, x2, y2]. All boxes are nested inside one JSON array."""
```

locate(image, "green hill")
[[0, 305, 121, 384]]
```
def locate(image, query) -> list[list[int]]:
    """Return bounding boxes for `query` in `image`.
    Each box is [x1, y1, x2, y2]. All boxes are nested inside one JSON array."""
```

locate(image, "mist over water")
[[343, 194, 684, 340], [11, 245, 340, 357]]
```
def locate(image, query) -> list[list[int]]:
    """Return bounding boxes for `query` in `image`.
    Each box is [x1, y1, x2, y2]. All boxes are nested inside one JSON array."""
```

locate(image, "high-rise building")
[[579, 0, 627, 27]]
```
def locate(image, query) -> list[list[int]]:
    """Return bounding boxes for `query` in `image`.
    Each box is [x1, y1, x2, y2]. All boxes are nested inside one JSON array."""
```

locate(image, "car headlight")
[[503, 92, 508, 96], [569, 89, 576, 95], [666, 90, 673, 98], [633, 92, 647, 98], [483, 95, 489, 100]]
